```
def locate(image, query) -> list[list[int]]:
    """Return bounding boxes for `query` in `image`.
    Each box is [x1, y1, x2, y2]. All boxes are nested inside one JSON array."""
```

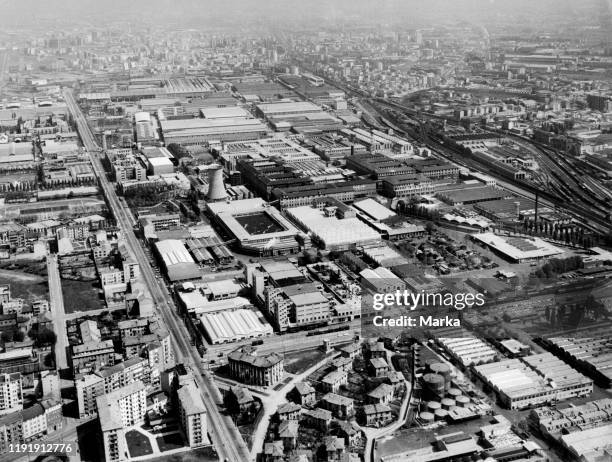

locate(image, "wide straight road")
[[63, 88, 250, 462], [47, 254, 69, 371]]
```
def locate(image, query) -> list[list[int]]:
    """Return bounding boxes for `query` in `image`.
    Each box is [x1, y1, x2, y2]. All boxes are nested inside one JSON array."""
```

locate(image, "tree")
[[29, 327, 57, 347], [328, 250, 341, 260], [166, 143, 191, 160], [0, 331, 12, 343]]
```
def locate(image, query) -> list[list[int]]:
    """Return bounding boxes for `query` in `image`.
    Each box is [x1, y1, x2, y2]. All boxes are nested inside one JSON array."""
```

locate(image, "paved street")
[[47, 254, 69, 371], [64, 88, 250, 462], [248, 353, 338, 458]]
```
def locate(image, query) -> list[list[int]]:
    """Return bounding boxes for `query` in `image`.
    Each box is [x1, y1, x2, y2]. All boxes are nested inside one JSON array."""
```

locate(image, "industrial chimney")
[[514, 201, 521, 218], [206, 164, 227, 202]]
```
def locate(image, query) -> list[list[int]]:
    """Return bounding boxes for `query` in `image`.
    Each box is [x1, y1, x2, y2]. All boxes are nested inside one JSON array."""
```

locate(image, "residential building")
[[177, 383, 207, 448], [228, 346, 284, 387], [0, 373, 22, 415], [97, 381, 146, 462]]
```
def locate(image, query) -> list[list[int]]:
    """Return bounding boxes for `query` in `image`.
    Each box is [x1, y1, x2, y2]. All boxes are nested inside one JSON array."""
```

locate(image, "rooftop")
[[177, 383, 207, 415]]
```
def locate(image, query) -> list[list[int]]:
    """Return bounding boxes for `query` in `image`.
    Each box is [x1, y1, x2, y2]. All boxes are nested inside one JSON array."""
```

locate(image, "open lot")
[[283, 348, 328, 374], [126, 429, 154, 458], [0, 268, 48, 303], [61, 278, 105, 313], [156, 432, 185, 452]]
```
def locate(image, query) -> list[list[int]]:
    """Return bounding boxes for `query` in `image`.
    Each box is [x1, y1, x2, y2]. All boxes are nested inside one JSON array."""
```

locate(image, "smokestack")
[[206, 164, 227, 202], [514, 201, 520, 218]]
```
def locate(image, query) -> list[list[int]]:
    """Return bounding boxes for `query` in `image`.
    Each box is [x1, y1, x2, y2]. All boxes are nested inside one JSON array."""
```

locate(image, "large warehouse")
[[473, 353, 593, 410], [207, 198, 303, 256], [199, 308, 273, 344], [472, 233, 564, 263], [255, 101, 322, 118], [285, 203, 380, 251], [437, 334, 499, 367], [154, 239, 201, 282], [160, 118, 268, 145], [200, 106, 252, 120]]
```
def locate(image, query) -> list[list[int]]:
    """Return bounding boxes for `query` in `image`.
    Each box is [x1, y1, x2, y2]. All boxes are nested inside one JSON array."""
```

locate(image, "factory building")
[[207, 198, 302, 256], [285, 200, 380, 251], [200, 308, 273, 344], [474, 353, 593, 410], [154, 239, 201, 282], [272, 179, 376, 211], [472, 233, 564, 263], [160, 118, 268, 145]]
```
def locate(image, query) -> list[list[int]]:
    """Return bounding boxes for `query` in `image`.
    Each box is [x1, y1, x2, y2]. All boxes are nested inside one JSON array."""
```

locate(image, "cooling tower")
[[206, 164, 227, 202]]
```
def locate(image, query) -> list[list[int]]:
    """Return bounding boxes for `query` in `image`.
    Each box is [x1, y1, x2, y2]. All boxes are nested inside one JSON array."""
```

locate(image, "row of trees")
[[544, 297, 608, 327], [533, 256, 584, 279], [515, 219, 597, 248], [0, 329, 25, 344], [123, 184, 175, 207], [1, 327, 57, 348]]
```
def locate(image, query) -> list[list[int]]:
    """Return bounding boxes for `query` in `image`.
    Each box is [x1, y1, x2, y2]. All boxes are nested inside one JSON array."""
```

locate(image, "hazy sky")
[[0, 0, 607, 30]]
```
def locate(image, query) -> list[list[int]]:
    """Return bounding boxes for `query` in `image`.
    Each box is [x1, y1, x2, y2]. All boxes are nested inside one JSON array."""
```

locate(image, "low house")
[[386, 371, 404, 390], [291, 382, 316, 406], [367, 383, 394, 405], [303, 407, 332, 431], [277, 402, 301, 421], [331, 356, 353, 373], [368, 358, 390, 377], [321, 392, 354, 419], [147, 390, 169, 413], [278, 419, 299, 451], [226, 386, 256, 415], [338, 342, 361, 360], [320, 436, 345, 462], [369, 342, 387, 359], [335, 421, 361, 448], [264, 440, 284, 462], [362, 403, 393, 427], [321, 370, 348, 393]]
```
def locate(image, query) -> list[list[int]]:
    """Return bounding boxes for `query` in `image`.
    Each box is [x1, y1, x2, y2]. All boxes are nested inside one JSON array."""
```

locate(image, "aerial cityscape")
[[0, 1, 611, 461]]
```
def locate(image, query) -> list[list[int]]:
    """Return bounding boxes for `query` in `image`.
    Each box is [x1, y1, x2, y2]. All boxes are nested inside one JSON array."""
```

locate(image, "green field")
[[284, 348, 328, 374], [0, 269, 48, 303], [126, 430, 153, 458], [61, 278, 105, 313]]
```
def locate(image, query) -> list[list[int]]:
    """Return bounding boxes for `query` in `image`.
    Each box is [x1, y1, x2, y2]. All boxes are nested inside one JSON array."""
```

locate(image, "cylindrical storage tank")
[[206, 164, 228, 202], [447, 388, 461, 398], [430, 362, 452, 379], [420, 411, 435, 424], [456, 396, 470, 407], [427, 401, 441, 412], [434, 409, 448, 420], [424, 358, 438, 370], [441, 398, 456, 410], [423, 373, 445, 398]]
